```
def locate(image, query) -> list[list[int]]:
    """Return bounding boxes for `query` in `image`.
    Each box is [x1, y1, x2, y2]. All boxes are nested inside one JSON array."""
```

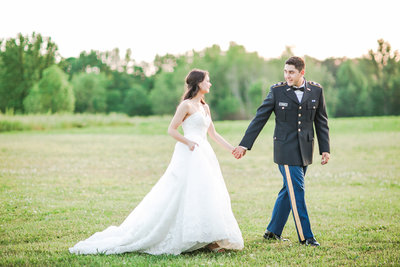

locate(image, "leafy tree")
[[59, 50, 109, 80], [153, 53, 178, 74], [223, 43, 268, 118], [105, 71, 135, 112], [123, 85, 152, 116], [24, 65, 74, 113], [106, 89, 123, 113], [59, 48, 152, 114], [6, 32, 400, 119], [368, 39, 400, 115], [248, 80, 265, 114], [322, 57, 347, 81], [72, 73, 107, 113], [158, 43, 273, 120], [22, 84, 43, 113], [215, 96, 241, 120], [334, 60, 371, 116], [150, 71, 184, 115], [0, 33, 57, 113]]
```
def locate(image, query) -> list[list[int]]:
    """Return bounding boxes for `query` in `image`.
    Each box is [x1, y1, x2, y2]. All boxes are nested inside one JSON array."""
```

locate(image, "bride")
[[69, 69, 244, 255]]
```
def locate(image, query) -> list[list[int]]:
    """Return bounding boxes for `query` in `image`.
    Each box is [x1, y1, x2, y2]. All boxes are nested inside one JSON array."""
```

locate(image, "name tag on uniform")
[[279, 102, 288, 107], [312, 99, 316, 102]]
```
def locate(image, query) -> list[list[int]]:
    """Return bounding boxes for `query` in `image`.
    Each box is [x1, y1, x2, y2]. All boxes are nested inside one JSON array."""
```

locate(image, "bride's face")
[[199, 75, 211, 94]]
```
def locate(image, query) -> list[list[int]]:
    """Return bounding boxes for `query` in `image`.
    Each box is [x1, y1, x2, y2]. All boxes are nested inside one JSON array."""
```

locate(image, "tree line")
[[1, 33, 399, 119]]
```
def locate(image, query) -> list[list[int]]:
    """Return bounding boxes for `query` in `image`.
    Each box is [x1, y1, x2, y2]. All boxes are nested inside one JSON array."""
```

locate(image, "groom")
[[232, 56, 330, 247]]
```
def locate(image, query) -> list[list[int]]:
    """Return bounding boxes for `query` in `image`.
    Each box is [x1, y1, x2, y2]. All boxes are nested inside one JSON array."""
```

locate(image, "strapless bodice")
[[181, 111, 211, 140]]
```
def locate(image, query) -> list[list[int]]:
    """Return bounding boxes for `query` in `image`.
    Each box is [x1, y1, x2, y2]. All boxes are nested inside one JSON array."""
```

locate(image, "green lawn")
[[0, 116, 399, 266]]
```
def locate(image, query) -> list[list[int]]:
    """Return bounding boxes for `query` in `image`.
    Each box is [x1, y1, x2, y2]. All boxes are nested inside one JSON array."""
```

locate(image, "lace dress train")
[[69, 111, 244, 255]]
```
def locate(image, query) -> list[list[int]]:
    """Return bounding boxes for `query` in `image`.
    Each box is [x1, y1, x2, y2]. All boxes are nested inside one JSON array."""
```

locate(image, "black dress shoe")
[[263, 230, 289, 241], [300, 238, 320, 247]]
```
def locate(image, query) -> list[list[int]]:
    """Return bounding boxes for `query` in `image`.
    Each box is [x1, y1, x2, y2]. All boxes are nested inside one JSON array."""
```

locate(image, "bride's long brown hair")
[[181, 69, 208, 104]]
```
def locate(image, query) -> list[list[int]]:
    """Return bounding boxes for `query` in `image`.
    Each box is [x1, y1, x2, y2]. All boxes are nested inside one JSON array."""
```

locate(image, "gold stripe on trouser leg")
[[284, 165, 305, 241]]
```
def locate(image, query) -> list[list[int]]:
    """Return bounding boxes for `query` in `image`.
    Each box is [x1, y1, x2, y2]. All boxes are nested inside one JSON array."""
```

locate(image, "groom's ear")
[[300, 69, 305, 76]]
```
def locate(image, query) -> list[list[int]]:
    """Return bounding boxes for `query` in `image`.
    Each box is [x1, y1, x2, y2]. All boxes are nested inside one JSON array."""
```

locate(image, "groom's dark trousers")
[[267, 165, 313, 241], [239, 79, 330, 242]]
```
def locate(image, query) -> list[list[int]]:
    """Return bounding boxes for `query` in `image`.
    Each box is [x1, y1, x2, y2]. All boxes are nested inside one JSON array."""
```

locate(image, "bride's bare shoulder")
[[179, 99, 195, 111], [177, 99, 189, 108], [176, 100, 193, 116]]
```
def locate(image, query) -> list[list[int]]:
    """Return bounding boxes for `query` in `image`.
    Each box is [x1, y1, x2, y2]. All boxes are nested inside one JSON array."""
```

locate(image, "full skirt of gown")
[[69, 111, 244, 255]]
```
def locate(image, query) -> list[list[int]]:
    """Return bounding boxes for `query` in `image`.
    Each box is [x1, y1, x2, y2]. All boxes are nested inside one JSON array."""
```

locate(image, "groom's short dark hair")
[[285, 57, 305, 72]]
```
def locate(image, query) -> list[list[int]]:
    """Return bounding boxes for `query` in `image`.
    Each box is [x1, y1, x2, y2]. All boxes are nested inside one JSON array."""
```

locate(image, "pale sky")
[[2, 0, 400, 63]]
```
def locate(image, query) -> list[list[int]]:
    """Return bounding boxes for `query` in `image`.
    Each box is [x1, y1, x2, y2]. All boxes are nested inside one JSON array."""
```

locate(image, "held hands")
[[321, 152, 330, 165], [232, 146, 329, 163], [232, 146, 246, 159]]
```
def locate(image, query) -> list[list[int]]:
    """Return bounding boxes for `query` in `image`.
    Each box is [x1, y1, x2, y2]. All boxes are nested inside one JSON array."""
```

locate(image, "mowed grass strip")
[[0, 116, 399, 266]]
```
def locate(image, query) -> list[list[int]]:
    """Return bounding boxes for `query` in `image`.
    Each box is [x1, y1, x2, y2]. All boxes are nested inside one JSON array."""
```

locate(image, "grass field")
[[0, 115, 399, 266]]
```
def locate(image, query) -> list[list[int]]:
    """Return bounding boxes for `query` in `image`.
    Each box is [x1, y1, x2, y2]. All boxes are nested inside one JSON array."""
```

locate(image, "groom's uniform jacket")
[[239, 79, 330, 166]]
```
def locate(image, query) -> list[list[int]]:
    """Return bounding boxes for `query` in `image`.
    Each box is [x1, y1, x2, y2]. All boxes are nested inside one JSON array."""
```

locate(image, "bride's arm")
[[168, 101, 198, 151], [205, 105, 235, 152]]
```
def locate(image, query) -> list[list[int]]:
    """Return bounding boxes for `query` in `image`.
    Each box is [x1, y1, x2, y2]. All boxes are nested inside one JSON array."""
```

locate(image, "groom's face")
[[284, 64, 305, 87]]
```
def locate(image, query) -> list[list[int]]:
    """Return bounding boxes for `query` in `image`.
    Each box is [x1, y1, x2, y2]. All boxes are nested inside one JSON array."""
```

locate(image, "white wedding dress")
[[69, 110, 244, 255]]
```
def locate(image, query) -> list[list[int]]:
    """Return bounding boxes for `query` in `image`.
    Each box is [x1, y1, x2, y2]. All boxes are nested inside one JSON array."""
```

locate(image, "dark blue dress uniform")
[[239, 78, 330, 242]]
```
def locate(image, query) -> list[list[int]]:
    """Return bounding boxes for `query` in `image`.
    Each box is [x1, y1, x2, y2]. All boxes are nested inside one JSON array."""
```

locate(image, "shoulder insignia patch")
[[272, 81, 287, 88], [308, 81, 322, 88]]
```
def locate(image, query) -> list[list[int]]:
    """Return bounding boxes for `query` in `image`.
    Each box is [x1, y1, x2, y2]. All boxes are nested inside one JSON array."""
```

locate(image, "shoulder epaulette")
[[272, 81, 287, 88], [307, 81, 322, 88]]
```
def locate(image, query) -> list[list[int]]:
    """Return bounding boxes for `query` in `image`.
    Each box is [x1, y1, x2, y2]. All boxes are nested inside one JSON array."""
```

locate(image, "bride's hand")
[[187, 140, 199, 151]]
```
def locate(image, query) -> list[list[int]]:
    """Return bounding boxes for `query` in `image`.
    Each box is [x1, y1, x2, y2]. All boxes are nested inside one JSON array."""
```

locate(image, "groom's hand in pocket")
[[232, 146, 246, 159]]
